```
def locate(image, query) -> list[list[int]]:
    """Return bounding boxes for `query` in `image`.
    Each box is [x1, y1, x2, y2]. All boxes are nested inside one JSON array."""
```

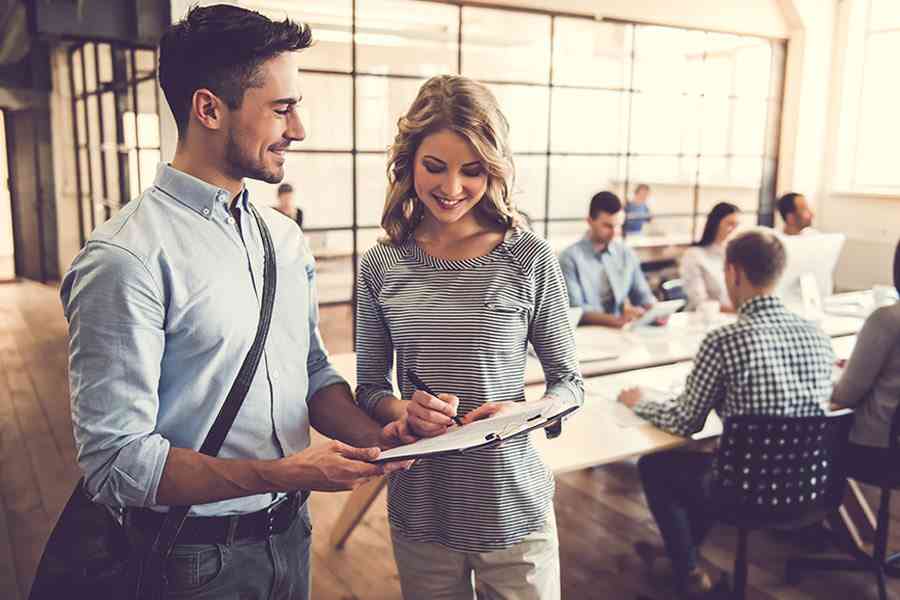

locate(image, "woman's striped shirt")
[[355, 227, 584, 552]]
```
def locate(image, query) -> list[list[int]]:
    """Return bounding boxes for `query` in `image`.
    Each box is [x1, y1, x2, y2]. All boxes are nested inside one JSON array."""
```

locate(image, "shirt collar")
[[153, 163, 248, 220], [738, 295, 783, 317], [581, 234, 617, 258]]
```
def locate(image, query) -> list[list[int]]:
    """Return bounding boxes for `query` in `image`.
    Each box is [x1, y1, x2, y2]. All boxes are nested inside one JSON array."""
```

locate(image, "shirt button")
[[202, 207, 210, 216], [270, 370, 279, 381], [226, 216, 235, 225]]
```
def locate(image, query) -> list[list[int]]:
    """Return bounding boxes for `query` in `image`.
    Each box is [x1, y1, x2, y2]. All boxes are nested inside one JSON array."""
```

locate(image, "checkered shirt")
[[633, 295, 835, 437]]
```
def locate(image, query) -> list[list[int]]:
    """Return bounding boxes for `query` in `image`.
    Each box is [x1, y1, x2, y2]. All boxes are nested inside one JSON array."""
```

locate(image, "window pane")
[[461, 7, 550, 84], [547, 221, 588, 254], [855, 31, 900, 187], [699, 96, 730, 155], [632, 26, 705, 94], [75, 99, 87, 146], [697, 182, 760, 213], [627, 156, 696, 214], [314, 232, 354, 303], [552, 18, 630, 89], [356, 154, 388, 227], [731, 99, 767, 155], [284, 153, 353, 228], [487, 83, 549, 153], [299, 73, 352, 150], [630, 92, 699, 156], [101, 92, 121, 206], [136, 79, 160, 148], [511, 155, 547, 221], [548, 156, 624, 219], [97, 44, 113, 84], [356, 76, 425, 152], [135, 50, 155, 78], [283, 0, 353, 72], [72, 48, 84, 96], [356, 0, 458, 76], [551, 89, 627, 154], [139, 149, 161, 192], [702, 34, 772, 100], [698, 156, 763, 189], [869, 0, 900, 32], [83, 42, 97, 91]]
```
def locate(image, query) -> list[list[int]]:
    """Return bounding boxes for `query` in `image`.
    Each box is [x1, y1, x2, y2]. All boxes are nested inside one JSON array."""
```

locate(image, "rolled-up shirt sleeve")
[[303, 248, 347, 401], [60, 242, 170, 507], [532, 245, 585, 407]]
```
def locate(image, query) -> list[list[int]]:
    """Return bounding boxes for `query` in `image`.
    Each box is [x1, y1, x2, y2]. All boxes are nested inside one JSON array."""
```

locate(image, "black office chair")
[[786, 403, 900, 600], [661, 278, 687, 303], [710, 413, 853, 600]]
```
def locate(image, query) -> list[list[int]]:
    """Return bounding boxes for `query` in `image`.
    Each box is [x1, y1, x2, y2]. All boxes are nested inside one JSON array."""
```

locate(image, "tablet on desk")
[[625, 299, 686, 330]]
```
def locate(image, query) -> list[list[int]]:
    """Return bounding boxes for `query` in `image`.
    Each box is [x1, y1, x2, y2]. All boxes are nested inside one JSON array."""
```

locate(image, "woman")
[[679, 202, 740, 312], [832, 240, 900, 482], [354, 75, 583, 599]]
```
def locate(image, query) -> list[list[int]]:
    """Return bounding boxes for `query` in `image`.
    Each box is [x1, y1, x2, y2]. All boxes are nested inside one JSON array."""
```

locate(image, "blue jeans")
[[638, 451, 716, 589], [153, 504, 313, 600]]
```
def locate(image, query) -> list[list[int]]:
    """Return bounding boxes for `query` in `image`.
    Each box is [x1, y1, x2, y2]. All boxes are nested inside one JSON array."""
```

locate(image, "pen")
[[406, 369, 464, 427]]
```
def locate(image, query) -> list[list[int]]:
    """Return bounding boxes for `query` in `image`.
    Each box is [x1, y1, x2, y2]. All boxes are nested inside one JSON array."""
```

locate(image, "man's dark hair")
[[634, 183, 649, 194], [158, 4, 312, 136], [776, 192, 802, 220], [589, 191, 623, 219], [726, 230, 787, 288], [277, 182, 293, 196]]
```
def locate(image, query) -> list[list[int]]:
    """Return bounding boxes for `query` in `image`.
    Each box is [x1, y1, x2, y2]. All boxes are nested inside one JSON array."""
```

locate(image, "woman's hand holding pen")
[[407, 390, 461, 437]]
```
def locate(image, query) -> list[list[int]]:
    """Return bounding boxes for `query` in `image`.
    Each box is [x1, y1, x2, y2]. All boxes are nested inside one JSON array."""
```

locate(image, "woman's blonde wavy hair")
[[380, 75, 518, 245]]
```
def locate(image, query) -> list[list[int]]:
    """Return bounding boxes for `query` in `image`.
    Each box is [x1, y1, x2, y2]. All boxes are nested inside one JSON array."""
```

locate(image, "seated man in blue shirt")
[[624, 183, 653, 234], [559, 191, 656, 328]]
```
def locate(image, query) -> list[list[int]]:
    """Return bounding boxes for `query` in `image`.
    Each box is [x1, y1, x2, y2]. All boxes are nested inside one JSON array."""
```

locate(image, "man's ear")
[[727, 263, 742, 288], [191, 88, 225, 131]]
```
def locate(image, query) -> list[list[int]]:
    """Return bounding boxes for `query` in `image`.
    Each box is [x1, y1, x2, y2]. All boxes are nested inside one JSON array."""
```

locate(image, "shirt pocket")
[[480, 300, 531, 355]]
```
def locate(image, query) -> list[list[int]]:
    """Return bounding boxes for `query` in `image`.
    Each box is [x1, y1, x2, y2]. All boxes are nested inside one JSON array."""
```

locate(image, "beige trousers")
[[390, 511, 560, 600]]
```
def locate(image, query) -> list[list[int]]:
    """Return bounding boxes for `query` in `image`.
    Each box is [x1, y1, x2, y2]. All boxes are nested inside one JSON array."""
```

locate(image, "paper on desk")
[[375, 396, 578, 462], [585, 385, 682, 429]]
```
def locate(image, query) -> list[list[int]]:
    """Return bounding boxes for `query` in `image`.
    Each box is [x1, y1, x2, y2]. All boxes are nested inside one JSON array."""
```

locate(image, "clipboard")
[[372, 397, 580, 463]]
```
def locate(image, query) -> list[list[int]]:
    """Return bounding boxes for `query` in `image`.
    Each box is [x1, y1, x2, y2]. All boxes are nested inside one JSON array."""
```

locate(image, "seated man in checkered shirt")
[[618, 229, 835, 599]]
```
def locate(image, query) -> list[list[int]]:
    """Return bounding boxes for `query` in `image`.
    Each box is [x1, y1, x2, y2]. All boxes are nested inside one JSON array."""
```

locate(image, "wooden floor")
[[1, 279, 899, 599]]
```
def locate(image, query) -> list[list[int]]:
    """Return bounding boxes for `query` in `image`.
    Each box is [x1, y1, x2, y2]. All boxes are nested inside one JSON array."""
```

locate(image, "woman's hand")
[[407, 390, 460, 437]]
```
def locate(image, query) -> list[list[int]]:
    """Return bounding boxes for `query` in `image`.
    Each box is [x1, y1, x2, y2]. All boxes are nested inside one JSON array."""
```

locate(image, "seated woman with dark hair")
[[832, 240, 900, 482], [679, 202, 740, 312]]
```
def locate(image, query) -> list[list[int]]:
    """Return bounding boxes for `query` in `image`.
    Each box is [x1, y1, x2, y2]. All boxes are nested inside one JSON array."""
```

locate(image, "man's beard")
[[224, 129, 284, 184]]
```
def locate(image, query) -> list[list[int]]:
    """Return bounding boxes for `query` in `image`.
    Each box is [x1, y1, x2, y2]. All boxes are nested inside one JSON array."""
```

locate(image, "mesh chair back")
[[711, 413, 852, 524]]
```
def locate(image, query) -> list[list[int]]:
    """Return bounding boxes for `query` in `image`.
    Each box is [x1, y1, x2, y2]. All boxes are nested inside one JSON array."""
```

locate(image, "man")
[[624, 183, 653, 234], [60, 6, 412, 599], [777, 192, 815, 235], [618, 230, 834, 598], [559, 191, 656, 328], [276, 181, 303, 228]]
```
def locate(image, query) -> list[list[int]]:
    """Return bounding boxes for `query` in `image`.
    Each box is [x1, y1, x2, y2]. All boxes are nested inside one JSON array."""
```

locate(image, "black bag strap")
[[143, 205, 278, 577]]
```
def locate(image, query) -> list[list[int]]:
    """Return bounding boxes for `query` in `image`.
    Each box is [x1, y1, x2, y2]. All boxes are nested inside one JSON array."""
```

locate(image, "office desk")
[[328, 307, 864, 390], [329, 335, 860, 549]]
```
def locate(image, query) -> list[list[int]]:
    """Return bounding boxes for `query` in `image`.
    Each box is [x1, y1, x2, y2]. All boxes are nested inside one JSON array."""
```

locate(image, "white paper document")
[[374, 397, 579, 463], [584, 384, 682, 429]]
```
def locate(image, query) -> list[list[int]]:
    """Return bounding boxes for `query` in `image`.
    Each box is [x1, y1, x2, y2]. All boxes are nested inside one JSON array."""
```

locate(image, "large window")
[[69, 43, 161, 246], [835, 0, 900, 191], [203, 1, 785, 304]]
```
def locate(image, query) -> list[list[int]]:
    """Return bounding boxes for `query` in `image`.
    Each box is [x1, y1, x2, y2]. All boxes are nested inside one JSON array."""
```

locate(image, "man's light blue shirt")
[[558, 236, 655, 316], [60, 163, 345, 516]]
